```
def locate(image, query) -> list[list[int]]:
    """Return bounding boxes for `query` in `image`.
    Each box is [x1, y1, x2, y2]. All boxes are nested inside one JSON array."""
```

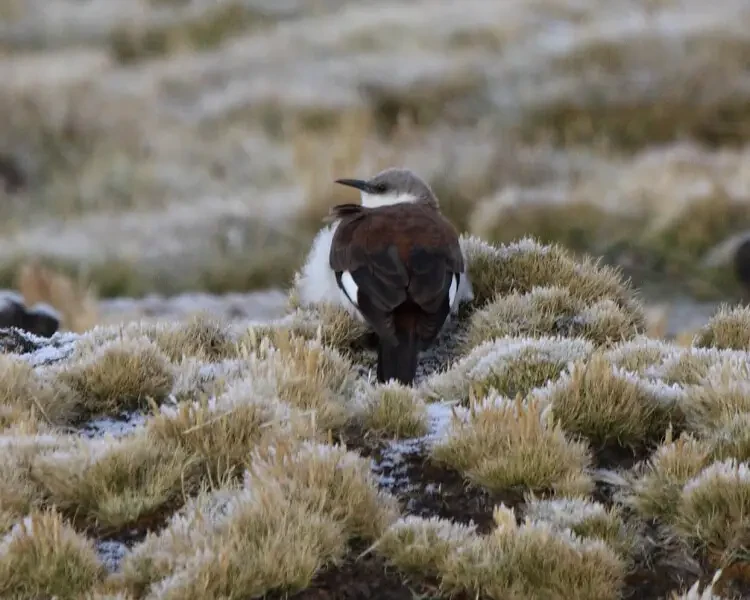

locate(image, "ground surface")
[[2, 238, 750, 599], [3, 1, 750, 599]]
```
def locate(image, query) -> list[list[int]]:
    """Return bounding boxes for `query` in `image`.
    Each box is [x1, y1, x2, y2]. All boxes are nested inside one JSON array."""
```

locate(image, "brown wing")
[[329, 203, 463, 345]]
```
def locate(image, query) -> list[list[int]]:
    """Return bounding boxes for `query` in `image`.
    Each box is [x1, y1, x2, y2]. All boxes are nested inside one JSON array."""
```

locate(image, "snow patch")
[[81, 412, 148, 439], [97, 539, 129, 573]]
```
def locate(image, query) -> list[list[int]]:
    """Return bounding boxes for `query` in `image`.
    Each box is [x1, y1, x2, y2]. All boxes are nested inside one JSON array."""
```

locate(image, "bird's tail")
[[377, 327, 419, 386]]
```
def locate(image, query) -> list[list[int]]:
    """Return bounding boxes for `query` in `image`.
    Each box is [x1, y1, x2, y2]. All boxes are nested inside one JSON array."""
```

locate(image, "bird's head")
[[334, 167, 438, 209]]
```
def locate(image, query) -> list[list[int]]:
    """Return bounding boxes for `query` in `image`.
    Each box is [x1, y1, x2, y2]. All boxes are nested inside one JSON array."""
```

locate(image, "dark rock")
[[0, 293, 60, 341], [0, 152, 26, 194], [24, 304, 61, 338], [0, 294, 27, 330], [733, 237, 750, 289]]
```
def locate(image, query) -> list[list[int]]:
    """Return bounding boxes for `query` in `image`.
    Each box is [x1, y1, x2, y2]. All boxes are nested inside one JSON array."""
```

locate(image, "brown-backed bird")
[[305, 167, 472, 385]]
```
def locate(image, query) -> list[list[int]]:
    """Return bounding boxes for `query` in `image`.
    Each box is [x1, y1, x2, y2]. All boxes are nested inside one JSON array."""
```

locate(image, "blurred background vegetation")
[[2, 0, 750, 327]]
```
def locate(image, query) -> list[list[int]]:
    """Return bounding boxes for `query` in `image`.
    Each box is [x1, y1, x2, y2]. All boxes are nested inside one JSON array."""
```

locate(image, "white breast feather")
[[295, 222, 365, 321]]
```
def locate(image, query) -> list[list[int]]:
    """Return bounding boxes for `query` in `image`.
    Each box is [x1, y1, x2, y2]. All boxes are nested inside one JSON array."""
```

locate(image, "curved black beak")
[[334, 178, 370, 192]]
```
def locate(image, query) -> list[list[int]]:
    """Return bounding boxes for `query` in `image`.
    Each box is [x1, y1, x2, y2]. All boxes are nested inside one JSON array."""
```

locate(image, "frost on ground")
[[4, 236, 750, 598], [3, 235, 750, 598]]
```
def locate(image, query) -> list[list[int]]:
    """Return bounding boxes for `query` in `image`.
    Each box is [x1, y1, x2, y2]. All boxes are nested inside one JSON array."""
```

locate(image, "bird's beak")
[[334, 178, 370, 193]]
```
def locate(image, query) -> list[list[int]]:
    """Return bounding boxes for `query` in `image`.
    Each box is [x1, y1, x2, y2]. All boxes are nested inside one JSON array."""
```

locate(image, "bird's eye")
[[374, 183, 387, 193]]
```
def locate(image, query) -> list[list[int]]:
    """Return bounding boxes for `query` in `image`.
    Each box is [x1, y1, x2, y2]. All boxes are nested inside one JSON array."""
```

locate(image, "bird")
[[298, 167, 472, 386]]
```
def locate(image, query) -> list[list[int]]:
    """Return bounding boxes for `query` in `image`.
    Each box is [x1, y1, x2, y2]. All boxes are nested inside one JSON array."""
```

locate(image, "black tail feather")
[[376, 330, 420, 386]]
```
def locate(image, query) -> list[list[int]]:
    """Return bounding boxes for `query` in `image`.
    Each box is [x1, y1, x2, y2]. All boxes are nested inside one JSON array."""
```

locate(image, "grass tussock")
[[431, 393, 593, 497], [603, 337, 677, 374], [466, 285, 640, 350], [0, 509, 105, 600], [17, 261, 100, 333], [147, 384, 317, 483], [658, 350, 721, 386], [522, 496, 639, 559], [119, 480, 347, 600], [246, 301, 371, 358], [459, 236, 643, 319], [152, 313, 237, 362], [119, 441, 396, 598], [236, 331, 359, 432], [702, 411, 750, 463], [374, 516, 477, 578], [247, 441, 400, 542], [354, 381, 429, 439], [0, 432, 79, 535], [378, 506, 627, 600], [421, 335, 594, 405], [694, 304, 750, 350], [30, 435, 195, 535], [0, 354, 78, 428], [673, 459, 750, 567], [59, 337, 175, 417], [625, 431, 712, 523], [443, 505, 626, 600], [683, 372, 750, 432], [545, 353, 683, 450]]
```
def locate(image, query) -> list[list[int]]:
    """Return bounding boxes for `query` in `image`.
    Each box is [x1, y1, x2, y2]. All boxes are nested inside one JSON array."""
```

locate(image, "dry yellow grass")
[[7, 243, 750, 596], [59, 337, 174, 417], [374, 516, 477, 578], [603, 337, 677, 374], [466, 285, 640, 350], [17, 261, 99, 333], [625, 430, 712, 523], [30, 434, 195, 535], [421, 335, 594, 405], [460, 236, 644, 315], [694, 304, 750, 350], [522, 495, 639, 559], [116, 440, 396, 598], [147, 384, 317, 483], [354, 380, 429, 439], [244, 302, 371, 359], [247, 440, 400, 541], [431, 393, 594, 497], [0, 430, 80, 535], [673, 459, 750, 568], [545, 353, 681, 449], [683, 373, 750, 431], [0, 509, 105, 599], [378, 506, 627, 600], [152, 313, 236, 362], [118, 480, 347, 599], [0, 354, 78, 428], [234, 331, 359, 433]]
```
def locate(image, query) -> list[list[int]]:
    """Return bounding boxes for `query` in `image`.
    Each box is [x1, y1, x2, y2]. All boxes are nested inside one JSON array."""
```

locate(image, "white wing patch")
[[448, 274, 458, 308], [340, 271, 359, 306]]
